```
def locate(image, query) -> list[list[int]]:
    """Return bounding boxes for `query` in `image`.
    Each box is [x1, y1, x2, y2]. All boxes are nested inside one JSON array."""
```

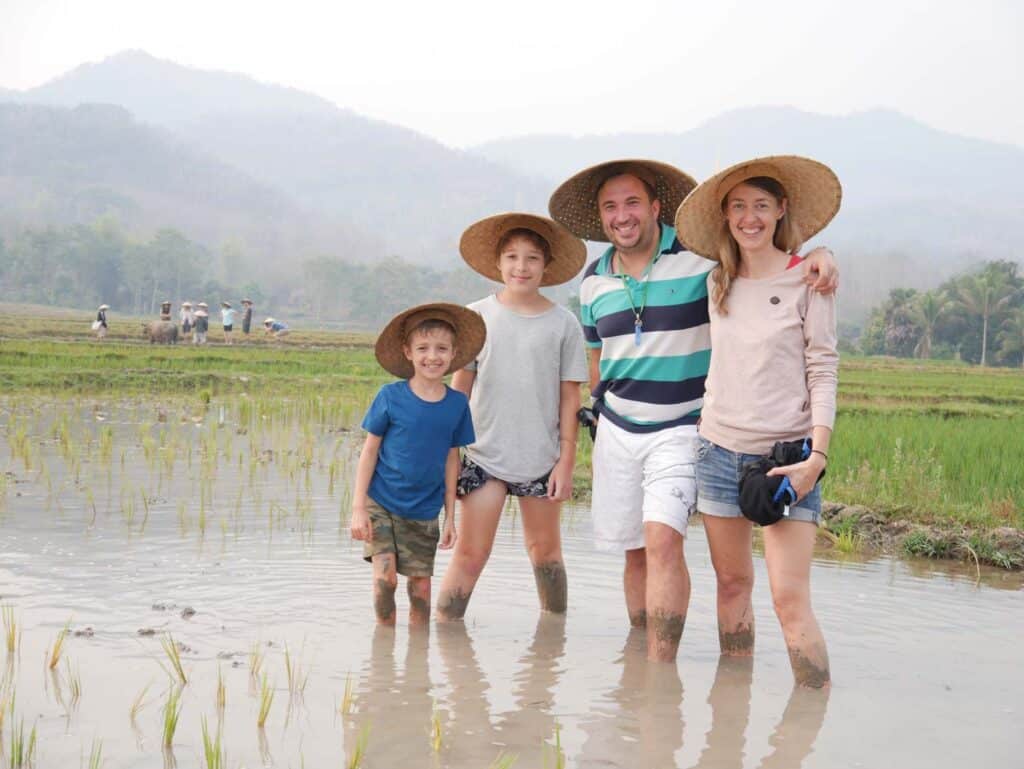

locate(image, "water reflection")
[[436, 622, 499, 766], [757, 686, 829, 769]]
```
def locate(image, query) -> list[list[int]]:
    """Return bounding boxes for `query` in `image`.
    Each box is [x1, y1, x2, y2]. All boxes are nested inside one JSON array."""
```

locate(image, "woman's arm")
[[451, 369, 476, 399], [547, 381, 582, 501]]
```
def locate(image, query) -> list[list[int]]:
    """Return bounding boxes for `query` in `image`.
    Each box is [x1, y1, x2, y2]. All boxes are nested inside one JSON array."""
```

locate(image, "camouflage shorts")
[[457, 456, 551, 498], [362, 499, 440, 577]]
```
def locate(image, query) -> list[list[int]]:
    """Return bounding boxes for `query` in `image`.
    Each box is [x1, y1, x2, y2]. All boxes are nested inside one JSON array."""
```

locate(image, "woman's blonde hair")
[[710, 176, 803, 314]]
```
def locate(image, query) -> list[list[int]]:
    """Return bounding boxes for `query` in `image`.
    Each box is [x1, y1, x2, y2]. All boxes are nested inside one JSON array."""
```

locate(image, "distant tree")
[[952, 269, 1016, 366], [910, 291, 948, 359], [996, 308, 1024, 368]]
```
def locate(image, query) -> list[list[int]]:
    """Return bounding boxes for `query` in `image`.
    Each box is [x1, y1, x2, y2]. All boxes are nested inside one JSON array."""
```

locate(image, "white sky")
[[1, 0, 1021, 149]]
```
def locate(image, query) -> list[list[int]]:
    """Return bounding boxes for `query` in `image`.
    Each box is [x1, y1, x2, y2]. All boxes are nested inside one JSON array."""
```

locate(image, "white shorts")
[[591, 418, 698, 552]]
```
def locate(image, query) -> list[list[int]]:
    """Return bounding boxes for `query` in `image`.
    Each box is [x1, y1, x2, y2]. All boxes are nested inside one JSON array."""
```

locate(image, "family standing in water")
[[352, 155, 841, 689]]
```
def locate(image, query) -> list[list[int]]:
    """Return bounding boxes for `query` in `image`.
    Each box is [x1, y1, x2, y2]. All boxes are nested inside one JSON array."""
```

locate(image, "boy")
[[351, 302, 486, 626]]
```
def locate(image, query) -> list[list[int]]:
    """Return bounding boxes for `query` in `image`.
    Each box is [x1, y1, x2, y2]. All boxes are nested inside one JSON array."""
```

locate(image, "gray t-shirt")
[[463, 294, 588, 483]]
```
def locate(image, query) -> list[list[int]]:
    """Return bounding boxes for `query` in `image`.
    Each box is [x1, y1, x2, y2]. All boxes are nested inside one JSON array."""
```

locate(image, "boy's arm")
[[350, 433, 382, 541], [547, 381, 582, 501], [439, 447, 460, 549]]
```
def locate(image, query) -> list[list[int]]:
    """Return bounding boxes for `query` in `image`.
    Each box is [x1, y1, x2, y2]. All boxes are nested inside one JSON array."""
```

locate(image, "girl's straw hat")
[[548, 159, 697, 242], [674, 155, 842, 260], [459, 213, 585, 287], [375, 302, 486, 379]]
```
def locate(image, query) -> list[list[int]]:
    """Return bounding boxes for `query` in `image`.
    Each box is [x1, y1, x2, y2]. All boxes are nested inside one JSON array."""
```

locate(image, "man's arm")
[[802, 246, 839, 294], [587, 347, 602, 394]]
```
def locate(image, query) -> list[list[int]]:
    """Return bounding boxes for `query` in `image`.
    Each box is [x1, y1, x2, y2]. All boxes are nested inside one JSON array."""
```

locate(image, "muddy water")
[[0, 400, 1021, 768]]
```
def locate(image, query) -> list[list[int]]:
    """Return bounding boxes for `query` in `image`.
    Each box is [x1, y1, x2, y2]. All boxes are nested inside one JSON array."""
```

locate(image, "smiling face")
[[597, 173, 661, 254], [496, 233, 548, 295], [403, 325, 456, 382], [723, 180, 787, 254]]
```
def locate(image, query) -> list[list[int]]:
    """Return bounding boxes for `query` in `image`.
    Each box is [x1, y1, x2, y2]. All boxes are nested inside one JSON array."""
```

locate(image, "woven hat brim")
[[548, 159, 698, 242], [459, 213, 586, 287], [375, 302, 487, 379], [674, 155, 842, 261]]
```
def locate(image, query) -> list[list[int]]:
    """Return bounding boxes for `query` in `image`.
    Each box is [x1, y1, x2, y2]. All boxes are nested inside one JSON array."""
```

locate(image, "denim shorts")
[[695, 436, 821, 524]]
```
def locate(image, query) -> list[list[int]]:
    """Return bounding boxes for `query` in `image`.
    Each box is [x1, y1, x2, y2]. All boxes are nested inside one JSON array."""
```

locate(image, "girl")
[[437, 213, 588, 620], [675, 156, 841, 688]]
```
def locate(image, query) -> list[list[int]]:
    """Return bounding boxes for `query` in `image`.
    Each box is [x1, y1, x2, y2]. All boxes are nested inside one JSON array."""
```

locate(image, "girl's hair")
[[404, 319, 456, 345], [711, 176, 803, 314], [496, 228, 552, 265]]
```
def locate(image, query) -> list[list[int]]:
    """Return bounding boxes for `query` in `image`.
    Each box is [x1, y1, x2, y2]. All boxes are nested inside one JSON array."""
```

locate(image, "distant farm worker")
[[180, 301, 194, 339], [193, 305, 209, 345], [263, 317, 289, 338], [221, 301, 236, 345], [676, 155, 841, 687], [350, 303, 484, 626], [436, 213, 587, 623], [94, 304, 109, 340], [241, 299, 254, 335], [160, 300, 172, 321]]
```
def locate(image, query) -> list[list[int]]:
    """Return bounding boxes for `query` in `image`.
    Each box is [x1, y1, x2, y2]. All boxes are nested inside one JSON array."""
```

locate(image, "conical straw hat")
[[375, 302, 487, 379], [674, 155, 841, 260], [548, 159, 697, 242], [459, 213, 586, 287]]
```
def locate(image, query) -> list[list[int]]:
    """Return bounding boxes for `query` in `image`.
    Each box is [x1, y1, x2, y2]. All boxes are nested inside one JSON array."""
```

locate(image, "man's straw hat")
[[674, 155, 842, 260], [459, 213, 585, 287], [375, 302, 486, 379], [548, 159, 697, 242]]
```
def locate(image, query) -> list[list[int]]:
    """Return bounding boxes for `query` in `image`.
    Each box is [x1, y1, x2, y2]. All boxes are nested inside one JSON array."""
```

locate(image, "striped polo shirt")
[[580, 224, 714, 433]]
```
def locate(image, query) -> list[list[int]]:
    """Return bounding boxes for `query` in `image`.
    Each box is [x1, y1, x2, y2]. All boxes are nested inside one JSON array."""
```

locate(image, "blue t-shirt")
[[362, 381, 475, 520]]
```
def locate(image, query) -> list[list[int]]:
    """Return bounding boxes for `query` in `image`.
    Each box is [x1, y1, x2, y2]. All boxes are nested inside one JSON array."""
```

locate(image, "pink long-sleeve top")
[[698, 266, 838, 456]]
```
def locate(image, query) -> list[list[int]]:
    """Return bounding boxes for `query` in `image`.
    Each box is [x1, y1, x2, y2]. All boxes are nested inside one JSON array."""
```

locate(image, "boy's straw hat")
[[98, 304, 110, 310], [459, 213, 586, 286], [674, 155, 842, 260], [548, 159, 697, 242], [375, 302, 486, 379]]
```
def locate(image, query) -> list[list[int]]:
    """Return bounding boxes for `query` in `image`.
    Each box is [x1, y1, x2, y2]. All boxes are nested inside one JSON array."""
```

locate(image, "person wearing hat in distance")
[[94, 304, 109, 340], [351, 303, 484, 626], [676, 156, 840, 687], [220, 301, 236, 345], [193, 303, 209, 345], [436, 214, 588, 622], [241, 299, 254, 336], [179, 301, 194, 339], [263, 317, 289, 338], [549, 160, 838, 663]]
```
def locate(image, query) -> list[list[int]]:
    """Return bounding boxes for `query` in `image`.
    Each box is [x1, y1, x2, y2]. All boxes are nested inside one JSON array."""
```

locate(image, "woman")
[[675, 156, 840, 688]]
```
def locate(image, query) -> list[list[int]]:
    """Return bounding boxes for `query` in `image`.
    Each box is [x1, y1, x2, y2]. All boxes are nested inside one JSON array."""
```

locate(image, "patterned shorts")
[[457, 456, 550, 498], [362, 499, 440, 577]]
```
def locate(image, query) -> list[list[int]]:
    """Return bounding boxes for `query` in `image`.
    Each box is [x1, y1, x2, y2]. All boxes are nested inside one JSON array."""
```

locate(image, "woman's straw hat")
[[459, 213, 586, 287], [674, 155, 842, 260], [548, 159, 697, 242], [375, 302, 486, 379]]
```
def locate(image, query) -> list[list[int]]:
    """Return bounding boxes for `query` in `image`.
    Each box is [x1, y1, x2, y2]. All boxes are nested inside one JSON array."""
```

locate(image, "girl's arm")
[[451, 368, 475, 399], [547, 381, 582, 501], [440, 447, 459, 549], [350, 433, 382, 541]]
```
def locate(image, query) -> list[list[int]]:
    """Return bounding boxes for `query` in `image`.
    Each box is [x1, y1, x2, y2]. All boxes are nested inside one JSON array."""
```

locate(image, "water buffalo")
[[143, 320, 179, 344]]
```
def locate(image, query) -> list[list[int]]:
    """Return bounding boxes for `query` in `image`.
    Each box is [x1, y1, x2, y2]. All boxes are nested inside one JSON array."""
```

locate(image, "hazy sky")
[[1, 0, 1020, 149]]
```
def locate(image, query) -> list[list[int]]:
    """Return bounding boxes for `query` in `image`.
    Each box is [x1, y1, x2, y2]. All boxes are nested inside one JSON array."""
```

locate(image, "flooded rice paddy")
[[1, 397, 1021, 768]]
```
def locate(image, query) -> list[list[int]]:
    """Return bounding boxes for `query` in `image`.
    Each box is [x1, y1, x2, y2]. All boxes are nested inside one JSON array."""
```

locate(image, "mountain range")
[[2, 50, 1022, 321]]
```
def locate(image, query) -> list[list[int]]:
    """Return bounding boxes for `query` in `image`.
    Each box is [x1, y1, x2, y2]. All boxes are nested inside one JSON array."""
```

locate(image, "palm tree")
[[954, 271, 1016, 366], [997, 308, 1024, 368], [911, 291, 947, 359]]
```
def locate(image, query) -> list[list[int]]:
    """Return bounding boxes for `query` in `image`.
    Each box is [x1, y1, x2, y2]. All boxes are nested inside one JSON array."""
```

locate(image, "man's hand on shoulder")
[[802, 246, 839, 295]]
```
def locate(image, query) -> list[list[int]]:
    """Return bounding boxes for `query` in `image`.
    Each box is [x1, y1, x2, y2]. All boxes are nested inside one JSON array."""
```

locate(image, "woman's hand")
[[766, 453, 827, 501], [546, 454, 574, 502]]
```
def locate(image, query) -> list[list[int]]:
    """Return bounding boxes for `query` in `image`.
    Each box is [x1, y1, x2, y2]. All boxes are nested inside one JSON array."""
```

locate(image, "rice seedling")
[[347, 722, 370, 769], [88, 737, 103, 769], [284, 644, 310, 699], [3, 605, 20, 656], [65, 657, 83, 706], [7, 716, 37, 768], [162, 686, 183, 747], [201, 715, 226, 769], [47, 617, 72, 669], [488, 751, 519, 769], [130, 682, 153, 722], [428, 698, 443, 752], [543, 721, 565, 769], [257, 673, 274, 728], [160, 635, 188, 686], [248, 642, 264, 680], [339, 672, 356, 717]]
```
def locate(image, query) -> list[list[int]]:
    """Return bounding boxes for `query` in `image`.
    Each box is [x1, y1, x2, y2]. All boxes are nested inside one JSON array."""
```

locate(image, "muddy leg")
[[372, 553, 398, 626], [520, 496, 568, 613], [763, 521, 830, 688], [703, 515, 756, 655], [436, 480, 504, 621], [624, 548, 647, 628], [644, 522, 690, 662], [407, 577, 431, 626]]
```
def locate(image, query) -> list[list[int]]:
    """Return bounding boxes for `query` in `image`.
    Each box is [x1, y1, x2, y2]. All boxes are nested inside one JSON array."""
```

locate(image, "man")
[[549, 160, 836, 662]]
